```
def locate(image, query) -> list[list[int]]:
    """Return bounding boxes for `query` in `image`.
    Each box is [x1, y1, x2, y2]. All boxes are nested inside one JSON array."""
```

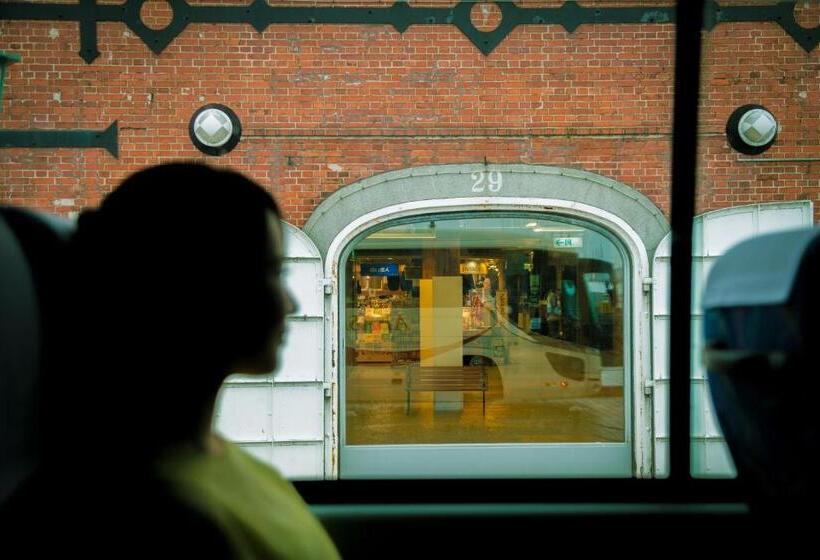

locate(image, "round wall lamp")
[[726, 104, 778, 155], [189, 104, 242, 156]]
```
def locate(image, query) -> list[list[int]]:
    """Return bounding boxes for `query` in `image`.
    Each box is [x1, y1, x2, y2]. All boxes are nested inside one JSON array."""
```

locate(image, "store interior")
[[343, 216, 626, 446]]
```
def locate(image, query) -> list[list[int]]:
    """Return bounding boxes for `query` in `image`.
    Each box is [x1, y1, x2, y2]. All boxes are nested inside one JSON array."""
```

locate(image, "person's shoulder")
[[1, 465, 233, 558], [126, 483, 234, 558], [200, 437, 342, 559], [220, 437, 295, 487]]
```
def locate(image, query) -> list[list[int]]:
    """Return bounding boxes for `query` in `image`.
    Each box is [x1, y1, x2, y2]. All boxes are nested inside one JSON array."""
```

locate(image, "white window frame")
[[324, 197, 653, 479]]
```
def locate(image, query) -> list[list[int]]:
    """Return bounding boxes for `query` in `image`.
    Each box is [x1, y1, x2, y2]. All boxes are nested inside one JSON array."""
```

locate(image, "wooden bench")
[[403, 365, 487, 415]]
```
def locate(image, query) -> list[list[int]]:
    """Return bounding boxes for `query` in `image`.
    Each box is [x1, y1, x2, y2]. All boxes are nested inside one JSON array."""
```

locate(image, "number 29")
[[471, 171, 503, 193]]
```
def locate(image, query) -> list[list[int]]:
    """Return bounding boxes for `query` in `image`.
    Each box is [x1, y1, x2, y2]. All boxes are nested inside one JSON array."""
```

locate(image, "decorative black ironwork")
[[0, 122, 119, 157], [0, 51, 22, 109], [0, 1, 816, 63]]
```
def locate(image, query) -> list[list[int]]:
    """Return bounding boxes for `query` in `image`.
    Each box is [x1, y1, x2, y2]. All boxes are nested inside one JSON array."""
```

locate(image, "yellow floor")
[[346, 364, 625, 445]]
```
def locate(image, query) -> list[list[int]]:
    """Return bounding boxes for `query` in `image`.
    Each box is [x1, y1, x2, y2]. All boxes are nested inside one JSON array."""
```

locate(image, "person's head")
[[72, 163, 295, 380]]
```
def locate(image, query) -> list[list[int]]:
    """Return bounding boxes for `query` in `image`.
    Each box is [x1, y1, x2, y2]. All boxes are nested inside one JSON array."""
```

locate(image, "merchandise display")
[[344, 216, 627, 446]]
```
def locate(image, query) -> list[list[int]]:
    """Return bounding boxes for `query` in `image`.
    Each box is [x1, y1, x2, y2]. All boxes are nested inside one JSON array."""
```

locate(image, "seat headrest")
[[703, 227, 820, 309], [0, 208, 74, 504]]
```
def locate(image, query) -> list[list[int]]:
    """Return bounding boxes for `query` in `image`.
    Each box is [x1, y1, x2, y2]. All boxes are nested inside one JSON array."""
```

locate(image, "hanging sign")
[[360, 263, 399, 276]]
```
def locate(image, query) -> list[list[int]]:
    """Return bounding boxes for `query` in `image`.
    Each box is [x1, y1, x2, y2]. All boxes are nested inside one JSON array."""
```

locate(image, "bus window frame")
[[295, 0, 753, 505]]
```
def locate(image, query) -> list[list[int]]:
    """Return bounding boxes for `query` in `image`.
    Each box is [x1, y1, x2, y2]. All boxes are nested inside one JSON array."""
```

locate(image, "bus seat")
[[703, 227, 819, 499], [0, 208, 74, 505]]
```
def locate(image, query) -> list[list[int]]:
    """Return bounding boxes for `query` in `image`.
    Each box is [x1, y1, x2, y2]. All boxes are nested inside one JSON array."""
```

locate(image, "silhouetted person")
[[6, 163, 340, 558]]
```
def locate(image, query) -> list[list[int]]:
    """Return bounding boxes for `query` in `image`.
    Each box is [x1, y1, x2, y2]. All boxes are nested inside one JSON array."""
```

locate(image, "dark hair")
[[63, 163, 283, 454]]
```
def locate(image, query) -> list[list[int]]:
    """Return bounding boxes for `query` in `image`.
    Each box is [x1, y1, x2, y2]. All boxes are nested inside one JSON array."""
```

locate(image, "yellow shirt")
[[158, 436, 341, 560]]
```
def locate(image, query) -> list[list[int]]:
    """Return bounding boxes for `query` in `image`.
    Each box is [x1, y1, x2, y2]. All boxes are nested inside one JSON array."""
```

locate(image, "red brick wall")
[[1, 1, 818, 225]]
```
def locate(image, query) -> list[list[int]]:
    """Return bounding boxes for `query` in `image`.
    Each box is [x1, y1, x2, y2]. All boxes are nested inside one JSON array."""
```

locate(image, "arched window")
[[339, 211, 632, 478], [305, 164, 665, 478]]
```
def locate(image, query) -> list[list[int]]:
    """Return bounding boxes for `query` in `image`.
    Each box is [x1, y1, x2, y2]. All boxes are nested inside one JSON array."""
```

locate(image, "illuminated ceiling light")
[[526, 222, 537, 227], [533, 227, 585, 233], [189, 104, 242, 156], [726, 104, 778, 155]]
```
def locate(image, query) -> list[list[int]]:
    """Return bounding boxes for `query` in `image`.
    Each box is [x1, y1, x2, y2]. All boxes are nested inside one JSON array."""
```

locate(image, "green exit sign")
[[554, 237, 583, 248]]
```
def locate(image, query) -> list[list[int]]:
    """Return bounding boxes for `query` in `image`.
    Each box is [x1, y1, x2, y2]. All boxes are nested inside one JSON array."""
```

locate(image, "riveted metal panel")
[[691, 316, 706, 380], [272, 385, 324, 442], [652, 201, 812, 478], [703, 209, 757, 256], [691, 380, 724, 439], [276, 224, 326, 477], [651, 317, 670, 381], [277, 320, 323, 383], [214, 384, 273, 443], [283, 222, 322, 260], [214, 221, 327, 479], [693, 440, 736, 478], [271, 443, 325, 481], [236, 442, 273, 465], [282, 260, 323, 318], [759, 204, 814, 233]]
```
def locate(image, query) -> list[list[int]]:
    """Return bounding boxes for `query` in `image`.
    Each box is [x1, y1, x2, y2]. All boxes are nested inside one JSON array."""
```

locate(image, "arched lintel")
[[304, 164, 669, 262]]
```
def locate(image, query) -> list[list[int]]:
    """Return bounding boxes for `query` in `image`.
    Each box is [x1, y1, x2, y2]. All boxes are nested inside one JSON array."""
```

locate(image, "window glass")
[[344, 214, 627, 446], [688, 0, 819, 479]]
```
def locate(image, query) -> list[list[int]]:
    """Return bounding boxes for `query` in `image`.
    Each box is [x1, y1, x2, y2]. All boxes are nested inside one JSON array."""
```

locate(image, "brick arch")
[[304, 164, 669, 261]]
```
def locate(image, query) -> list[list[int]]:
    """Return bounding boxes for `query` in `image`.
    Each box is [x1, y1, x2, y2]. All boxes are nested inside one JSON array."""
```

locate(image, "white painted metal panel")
[[283, 260, 323, 318], [236, 442, 324, 481], [691, 316, 706, 380], [691, 380, 724, 438], [652, 238, 671, 317], [214, 384, 273, 442], [225, 373, 273, 383], [653, 379, 670, 441], [652, 201, 812, 478], [285, 224, 323, 259], [272, 385, 324, 442], [691, 260, 716, 315], [696, 441, 736, 478], [759, 204, 812, 233], [276, 224, 326, 478], [651, 317, 670, 381], [654, 439, 669, 479], [271, 444, 325, 480], [703, 209, 756, 256], [238, 442, 273, 465], [215, 222, 327, 480], [277, 320, 324, 382]]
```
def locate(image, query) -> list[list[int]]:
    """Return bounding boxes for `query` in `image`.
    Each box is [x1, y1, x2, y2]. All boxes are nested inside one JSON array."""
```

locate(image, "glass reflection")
[[345, 215, 626, 445]]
